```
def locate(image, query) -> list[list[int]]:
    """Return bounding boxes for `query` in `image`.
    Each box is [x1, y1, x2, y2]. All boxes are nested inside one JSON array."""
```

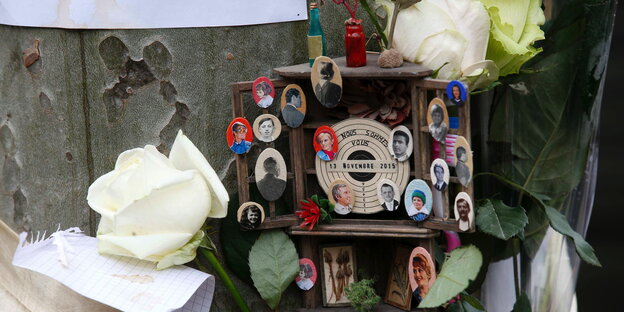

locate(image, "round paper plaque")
[[315, 119, 410, 214]]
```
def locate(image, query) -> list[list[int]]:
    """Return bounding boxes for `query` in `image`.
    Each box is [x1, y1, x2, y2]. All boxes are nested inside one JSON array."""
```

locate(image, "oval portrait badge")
[[446, 80, 467, 106], [296, 258, 317, 291], [311, 56, 342, 108], [430, 158, 450, 192], [389, 125, 413, 162], [237, 202, 265, 231], [281, 84, 306, 128], [404, 179, 432, 222], [427, 98, 449, 142], [377, 179, 400, 212], [454, 192, 474, 232], [253, 77, 275, 108], [313, 126, 338, 161], [408, 247, 436, 307], [253, 114, 281, 143], [453, 136, 473, 187], [328, 179, 354, 215], [227, 117, 253, 154], [255, 148, 287, 201]]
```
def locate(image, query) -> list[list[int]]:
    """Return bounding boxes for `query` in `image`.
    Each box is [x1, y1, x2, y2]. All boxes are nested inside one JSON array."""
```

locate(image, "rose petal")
[[98, 232, 193, 260], [170, 130, 229, 218]]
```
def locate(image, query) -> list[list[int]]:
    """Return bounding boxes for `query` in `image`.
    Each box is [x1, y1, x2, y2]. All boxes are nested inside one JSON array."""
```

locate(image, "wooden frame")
[[230, 53, 475, 309], [384, 244, 414, 311], [318, 243, 357, 307]]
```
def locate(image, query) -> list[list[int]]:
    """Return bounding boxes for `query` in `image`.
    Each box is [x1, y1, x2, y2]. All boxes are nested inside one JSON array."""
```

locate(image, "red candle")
[[345, 18, 366, 67]]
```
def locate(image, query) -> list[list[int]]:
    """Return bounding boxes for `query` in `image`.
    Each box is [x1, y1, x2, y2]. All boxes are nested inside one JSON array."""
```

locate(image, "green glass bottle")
[[307, 2, 326, 67]]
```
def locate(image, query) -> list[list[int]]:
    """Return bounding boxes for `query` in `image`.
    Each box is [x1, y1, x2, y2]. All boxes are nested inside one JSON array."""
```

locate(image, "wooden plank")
[[411, 82, 423, 178], [255, 215, 299, 230], [274, 53, 432, 79], [413, 78, 452, 89], [230, 79, 290, 92], [419, 126, 460, 135]]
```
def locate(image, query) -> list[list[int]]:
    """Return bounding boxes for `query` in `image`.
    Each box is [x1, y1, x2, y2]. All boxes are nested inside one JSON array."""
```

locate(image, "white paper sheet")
[[0, 0, 307, 29], [12, 228, 214, 312]]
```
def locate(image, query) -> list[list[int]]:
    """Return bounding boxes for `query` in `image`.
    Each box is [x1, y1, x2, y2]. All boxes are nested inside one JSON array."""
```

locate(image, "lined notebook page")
[[12, 229, 214, 312]]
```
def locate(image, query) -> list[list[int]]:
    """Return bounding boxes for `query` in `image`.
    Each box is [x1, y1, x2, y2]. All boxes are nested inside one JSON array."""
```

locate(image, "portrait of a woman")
[[296, 263, 315, 290], [255, 80, 274, 108], [428, 104, 448, 142], [315, 130, 335, 161], [411, 253, 433, 306], [407, 190, 429, 222], [239, 204, 262, 230]]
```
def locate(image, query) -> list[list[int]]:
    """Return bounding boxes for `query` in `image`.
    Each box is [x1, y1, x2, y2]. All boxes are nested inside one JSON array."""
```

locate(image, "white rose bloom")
[[381, 0, 494, 83], [88, 130, 228, 269]]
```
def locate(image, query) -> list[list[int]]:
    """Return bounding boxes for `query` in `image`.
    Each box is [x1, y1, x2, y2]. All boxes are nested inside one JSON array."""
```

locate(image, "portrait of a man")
[[281, 86, 305, 128], [454, 193, 473, 232], [313, 60, 342, 108], [455, 146, 471, 186], [380, 183, 399, 211], [230, 121, 251, 154], [331, 183, 352, 215], [391, 127, 412, 161], [432, 163, 447, 191]]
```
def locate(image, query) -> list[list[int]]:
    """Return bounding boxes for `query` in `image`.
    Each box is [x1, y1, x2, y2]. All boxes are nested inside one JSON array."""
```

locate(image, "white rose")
[[87, 130, 229, 269], [381, 0, 496, 86]]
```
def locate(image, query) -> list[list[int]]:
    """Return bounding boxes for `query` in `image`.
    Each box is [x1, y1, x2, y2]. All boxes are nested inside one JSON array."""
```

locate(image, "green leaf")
[[545, 206, 601, 267], [419, 246, 482, 308], [521, 203, 548, 258], [311, 194, 320, 207], [511, 292, 532, 312], [319, 198, 329, 209], [249, 230, 300, 309], [460, 292, 485, 311], [476, 199, 528, 240]]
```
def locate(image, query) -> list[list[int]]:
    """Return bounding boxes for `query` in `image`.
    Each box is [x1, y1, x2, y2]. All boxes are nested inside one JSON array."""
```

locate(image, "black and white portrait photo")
[[311, 56, 342, 108], [237, 202, 265, 231], [453, 136, 473, 187], [377, 179, 400, 212], [281, 84, 306, 128], [454, 192, 473, 231], [430, 159, 450, 192], [427, 99, 449, 142], [255, 148, 287, 201], [253, 114, 281, 143], [389, 125, 413, 162]]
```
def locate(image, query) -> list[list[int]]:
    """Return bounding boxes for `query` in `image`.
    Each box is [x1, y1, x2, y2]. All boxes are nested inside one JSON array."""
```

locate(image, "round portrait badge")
[[427, 98, 450, 143], [389, 125, 413, 162], [452, 136, 473, 187], [404, 179, 432, 222], [446, 80, 467, 106], [311, 56, 343, 108], [237, 202, 265, 231], [313, 126, 339, 161], [227, 117, 253, 154], [255, 148, 287, 202], [454, 192, 474, 232], [253, 77, 275, 108], [296, 258, 317, 291], [408, 247, 436, 307], [429, 159, 450, 192], [253, 114, 281, 143], [280, 84, 307, 128], [315, 119, 410, 214]]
